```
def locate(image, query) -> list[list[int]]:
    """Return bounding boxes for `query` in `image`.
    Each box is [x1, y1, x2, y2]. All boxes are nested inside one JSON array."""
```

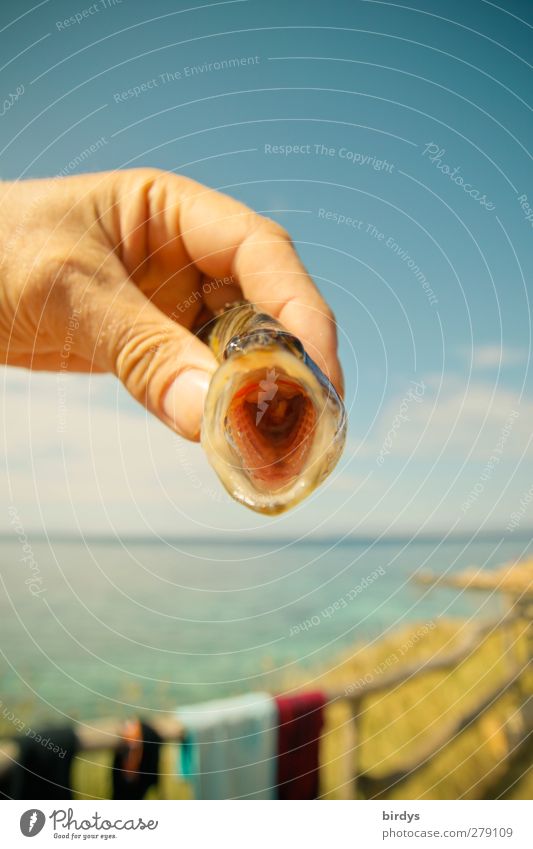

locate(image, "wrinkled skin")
[[0, 169, 343, 440]]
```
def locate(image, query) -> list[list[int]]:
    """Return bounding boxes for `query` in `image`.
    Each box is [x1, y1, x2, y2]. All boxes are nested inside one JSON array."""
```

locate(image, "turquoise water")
[[0, 535, 531, 723]]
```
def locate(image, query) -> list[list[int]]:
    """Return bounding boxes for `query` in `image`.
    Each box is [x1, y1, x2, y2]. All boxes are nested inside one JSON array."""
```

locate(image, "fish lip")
[[224, 329, 304, 359], [201, 344, 347, 514]]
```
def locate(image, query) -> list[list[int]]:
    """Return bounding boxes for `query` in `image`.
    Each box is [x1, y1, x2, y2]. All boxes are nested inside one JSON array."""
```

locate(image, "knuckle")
[[117, 168, 169, 212], [114, 323, 166, 382], [113, 323, 186, 405], [132, 166, 167, 186], [260, 218, 293, 244], [131, 168, 168, 210]]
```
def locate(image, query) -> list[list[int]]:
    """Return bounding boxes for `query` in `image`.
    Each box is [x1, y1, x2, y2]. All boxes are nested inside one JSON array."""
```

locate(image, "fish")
[[199, 301, 347, 515]]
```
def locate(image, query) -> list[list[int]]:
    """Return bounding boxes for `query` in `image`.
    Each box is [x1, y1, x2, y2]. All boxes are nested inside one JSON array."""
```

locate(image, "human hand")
[[0, 169, 342, 440]]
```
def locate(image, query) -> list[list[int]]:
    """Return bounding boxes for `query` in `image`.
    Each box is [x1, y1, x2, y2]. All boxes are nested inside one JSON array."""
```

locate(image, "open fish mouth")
[[225, 368, 318, 492], [200, 302, 346, 515]]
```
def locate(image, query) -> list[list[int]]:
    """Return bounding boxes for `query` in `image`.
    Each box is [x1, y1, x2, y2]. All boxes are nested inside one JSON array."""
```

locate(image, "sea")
[[1, 534, 531, 724]]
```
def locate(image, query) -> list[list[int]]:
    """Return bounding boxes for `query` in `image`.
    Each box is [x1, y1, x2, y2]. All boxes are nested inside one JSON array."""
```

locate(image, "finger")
[[179, 184, 343, 393], [69, 263, 217, 440], [200, 276, 243, 314], [185, 276, 243, 335], [151, 275, 242, 328], [118, 172, 343, 394]]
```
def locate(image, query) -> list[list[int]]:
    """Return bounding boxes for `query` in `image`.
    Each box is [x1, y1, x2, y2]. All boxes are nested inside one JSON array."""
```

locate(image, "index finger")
[[159, 174, 343, 394]]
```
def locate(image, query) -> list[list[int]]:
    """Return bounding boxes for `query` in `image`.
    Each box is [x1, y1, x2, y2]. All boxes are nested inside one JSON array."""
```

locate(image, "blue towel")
[[176, 692, 277, 799]]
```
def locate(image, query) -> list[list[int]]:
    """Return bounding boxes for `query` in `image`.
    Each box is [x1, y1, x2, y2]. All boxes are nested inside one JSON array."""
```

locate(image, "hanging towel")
[[176, 692, 277, 799], [6, 726, 79, 800], [274, 690, 326, 799], [112, 720, 162, 800]]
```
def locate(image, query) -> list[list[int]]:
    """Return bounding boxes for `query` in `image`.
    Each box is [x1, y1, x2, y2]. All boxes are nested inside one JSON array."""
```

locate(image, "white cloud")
[[1, 367, 347, 538], [1, 366, 532, 538], [0, 367, 242, 536], [460, 345, 528, 369], [358, 375, 531, 464]]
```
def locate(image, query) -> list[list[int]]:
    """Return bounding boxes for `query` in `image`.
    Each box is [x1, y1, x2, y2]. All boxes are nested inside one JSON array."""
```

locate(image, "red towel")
[[274, 690, 326, 799]]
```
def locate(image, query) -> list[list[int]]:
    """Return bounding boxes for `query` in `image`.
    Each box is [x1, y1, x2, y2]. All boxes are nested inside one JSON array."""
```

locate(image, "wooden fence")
[[1, 604, 531, 798]]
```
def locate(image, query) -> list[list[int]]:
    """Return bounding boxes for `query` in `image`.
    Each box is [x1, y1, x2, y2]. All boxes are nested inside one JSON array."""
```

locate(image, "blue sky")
[[0, 0, 531, 538]]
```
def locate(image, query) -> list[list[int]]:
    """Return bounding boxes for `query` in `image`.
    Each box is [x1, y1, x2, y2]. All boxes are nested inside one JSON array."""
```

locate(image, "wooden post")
[[338, 698, 361, 800]]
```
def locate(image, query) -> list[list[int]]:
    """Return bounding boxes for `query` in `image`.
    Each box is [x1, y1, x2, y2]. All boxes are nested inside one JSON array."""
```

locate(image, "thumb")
[[82, 278, 217, 441]]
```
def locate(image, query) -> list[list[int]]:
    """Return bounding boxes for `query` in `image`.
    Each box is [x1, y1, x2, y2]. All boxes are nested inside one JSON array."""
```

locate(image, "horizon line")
[[0, 529, 531, 545]]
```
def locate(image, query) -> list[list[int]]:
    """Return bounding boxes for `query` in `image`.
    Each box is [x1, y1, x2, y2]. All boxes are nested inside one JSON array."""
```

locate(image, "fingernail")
[[163, 369, 212, 439]]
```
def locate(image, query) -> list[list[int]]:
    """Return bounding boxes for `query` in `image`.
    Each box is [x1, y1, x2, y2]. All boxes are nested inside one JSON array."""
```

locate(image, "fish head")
[[201, 339, 346, 514]]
